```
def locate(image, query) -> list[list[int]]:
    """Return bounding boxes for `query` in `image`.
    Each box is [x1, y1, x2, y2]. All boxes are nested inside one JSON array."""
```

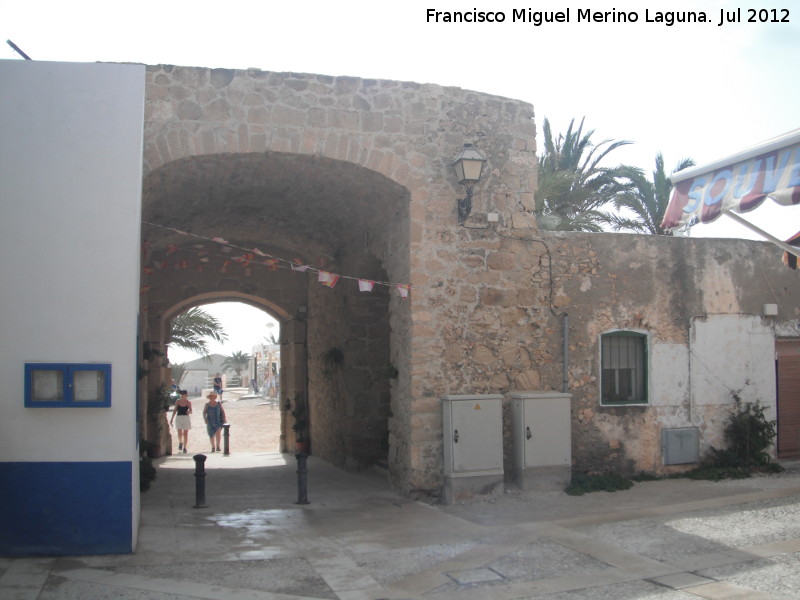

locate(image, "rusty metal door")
[[776, 340, 800, 458]]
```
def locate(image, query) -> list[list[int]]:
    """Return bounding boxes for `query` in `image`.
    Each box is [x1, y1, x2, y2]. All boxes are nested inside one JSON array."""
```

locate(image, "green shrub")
[[688, 395, 782, 481], [139, 455, 157, 492], [684, 466, 750, 481], [631, 471, 660, 482], [723, 398, 776, 466], [565, 472, 633, 496]]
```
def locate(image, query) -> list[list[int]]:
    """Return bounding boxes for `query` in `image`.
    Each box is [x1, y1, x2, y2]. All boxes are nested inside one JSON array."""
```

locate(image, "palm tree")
[[168, 307, 228, 358], [608, 153, 695, 235], [221, 350, 251, 381], [535, 117, 632, 231]]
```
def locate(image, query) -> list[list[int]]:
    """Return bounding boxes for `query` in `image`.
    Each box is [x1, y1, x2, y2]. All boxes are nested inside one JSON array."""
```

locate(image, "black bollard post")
[[222, 423, 231, 456], [295, 452, 309, 505], [193, 454, 207, 508]]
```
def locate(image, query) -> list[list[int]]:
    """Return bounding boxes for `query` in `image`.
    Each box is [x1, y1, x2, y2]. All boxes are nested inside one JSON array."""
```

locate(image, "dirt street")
[[167, 395, 283, 455]]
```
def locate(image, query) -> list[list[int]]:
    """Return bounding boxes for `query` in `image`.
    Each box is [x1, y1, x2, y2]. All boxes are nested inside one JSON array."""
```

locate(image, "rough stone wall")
[[409, 226, 800, 484], [141, 64, 538, 494], [557, 232, 800, 475], [134, 62, 800, 500], [139, 63, 800, 497], [306, 271, 392, 469]]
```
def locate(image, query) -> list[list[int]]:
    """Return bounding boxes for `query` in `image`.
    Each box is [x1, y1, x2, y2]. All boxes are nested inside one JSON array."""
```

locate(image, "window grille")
[[601, 332, 647, 405]]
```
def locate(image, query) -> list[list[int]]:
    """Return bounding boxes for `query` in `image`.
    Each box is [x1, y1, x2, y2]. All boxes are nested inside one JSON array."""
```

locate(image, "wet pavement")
[[2, 452, 800, 599]]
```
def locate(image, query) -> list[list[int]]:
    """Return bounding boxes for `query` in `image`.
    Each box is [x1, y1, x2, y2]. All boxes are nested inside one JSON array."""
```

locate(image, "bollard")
[[295, 452, 309, 505], [222, 423, 231, 456], [193, 454, 208, 508]]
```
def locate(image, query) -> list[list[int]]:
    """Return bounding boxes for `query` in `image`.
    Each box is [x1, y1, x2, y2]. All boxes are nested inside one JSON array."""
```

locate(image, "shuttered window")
[[601, 332, 647, 405]]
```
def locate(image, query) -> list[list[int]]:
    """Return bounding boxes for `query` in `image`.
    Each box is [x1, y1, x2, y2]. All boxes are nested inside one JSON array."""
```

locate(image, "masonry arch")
[[165, 292, 292, 325], [140, 150, 410, 473], [162, 293, 288, 453], [140, 64, 540, 496]]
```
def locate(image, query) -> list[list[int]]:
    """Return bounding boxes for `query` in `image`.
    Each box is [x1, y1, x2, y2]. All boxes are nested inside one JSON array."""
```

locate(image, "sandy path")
[[167, 395, 283, 454]]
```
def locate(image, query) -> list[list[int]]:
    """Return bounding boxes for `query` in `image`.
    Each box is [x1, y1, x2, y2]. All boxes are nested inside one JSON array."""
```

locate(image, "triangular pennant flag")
[[251, 248, 266, 257], [318, 271, 340, 288], [211, 237, 229, 245], [358, 279, 375, 292], [166, 244, 179, 255], [396, 283, 410, 299], [292, 264, 310, 272]]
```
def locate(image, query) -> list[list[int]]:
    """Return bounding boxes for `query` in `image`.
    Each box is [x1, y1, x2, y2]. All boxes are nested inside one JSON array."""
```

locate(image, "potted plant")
[[291, 400, 308, 453], [139, 439, 158, 491], [146, 383, 172, 458]]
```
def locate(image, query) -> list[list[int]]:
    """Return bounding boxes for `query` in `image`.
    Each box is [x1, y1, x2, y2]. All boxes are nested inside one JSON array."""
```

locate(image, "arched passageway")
[[138, 64, 540, 498], [165, 299, 284, 454], [140, 152, 409, 472]]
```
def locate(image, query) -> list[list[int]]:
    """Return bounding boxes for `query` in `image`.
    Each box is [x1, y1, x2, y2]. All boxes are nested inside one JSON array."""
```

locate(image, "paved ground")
[[3, 396, 800, 599], [166, 394, 283, 455]]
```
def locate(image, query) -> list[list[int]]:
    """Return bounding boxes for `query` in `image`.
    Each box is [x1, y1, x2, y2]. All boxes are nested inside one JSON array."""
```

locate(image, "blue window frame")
[[24, 363, 112, 407]]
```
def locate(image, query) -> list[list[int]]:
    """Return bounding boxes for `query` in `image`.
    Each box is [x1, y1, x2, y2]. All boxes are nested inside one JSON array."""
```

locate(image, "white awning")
[[661, 129, 800, 230]]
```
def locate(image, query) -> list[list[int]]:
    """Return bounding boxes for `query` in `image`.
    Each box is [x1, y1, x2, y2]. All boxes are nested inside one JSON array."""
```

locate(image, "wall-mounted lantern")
[[452, 143, 486, 224]]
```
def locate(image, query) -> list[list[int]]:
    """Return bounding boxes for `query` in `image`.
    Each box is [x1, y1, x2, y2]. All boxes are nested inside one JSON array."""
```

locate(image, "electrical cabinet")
[[662, 427, 699, 465], [441, 394, 503, 503], [510, 391, 572, 490]]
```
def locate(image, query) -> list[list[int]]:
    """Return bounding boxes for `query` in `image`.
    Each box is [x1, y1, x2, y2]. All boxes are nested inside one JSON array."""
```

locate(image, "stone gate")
[[139, 64, 800, 501], [138, 65, 538, 496]]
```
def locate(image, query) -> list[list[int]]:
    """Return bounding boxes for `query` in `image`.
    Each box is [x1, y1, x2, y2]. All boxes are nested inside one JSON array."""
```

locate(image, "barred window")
[[601, 332, 647, 405]]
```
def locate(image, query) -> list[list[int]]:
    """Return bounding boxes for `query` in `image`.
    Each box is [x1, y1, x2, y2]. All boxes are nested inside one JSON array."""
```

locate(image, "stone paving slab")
[[4, 455, 800, 600]]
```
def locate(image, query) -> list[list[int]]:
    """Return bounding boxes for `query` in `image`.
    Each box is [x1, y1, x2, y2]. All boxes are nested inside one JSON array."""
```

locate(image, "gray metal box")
[[442, 394, 504, 504], [662, 427, 699, 465], [510, 391, 572, 490]]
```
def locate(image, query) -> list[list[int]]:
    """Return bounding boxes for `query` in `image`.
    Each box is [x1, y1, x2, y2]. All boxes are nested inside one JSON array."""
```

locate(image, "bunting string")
[[141, 221, 411, 299]]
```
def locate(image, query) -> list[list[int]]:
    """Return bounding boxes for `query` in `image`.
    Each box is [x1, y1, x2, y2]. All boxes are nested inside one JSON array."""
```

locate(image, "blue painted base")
[[0, 461, 132, 556]]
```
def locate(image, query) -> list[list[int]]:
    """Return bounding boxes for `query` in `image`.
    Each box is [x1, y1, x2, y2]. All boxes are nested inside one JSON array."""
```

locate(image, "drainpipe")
[[562, 314, 569, 393]]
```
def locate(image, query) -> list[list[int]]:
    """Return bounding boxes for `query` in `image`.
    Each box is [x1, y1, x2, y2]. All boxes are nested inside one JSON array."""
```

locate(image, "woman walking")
[[169, 390, 192, 454], [202, 392, 226, 453]]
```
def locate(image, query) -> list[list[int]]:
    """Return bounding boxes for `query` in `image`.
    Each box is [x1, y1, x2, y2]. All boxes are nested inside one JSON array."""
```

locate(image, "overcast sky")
[[4, 0, 798, 356], [167, 303, 278, 366]]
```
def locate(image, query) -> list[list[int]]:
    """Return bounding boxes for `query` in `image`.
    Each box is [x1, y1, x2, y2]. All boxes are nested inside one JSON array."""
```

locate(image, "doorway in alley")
[[167, 301, 282, 455], [139, 152, 407, 472]]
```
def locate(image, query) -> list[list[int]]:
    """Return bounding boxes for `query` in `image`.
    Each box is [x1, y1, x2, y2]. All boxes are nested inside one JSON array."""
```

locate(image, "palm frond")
[[609, 154, 695, 235], [168, 307, 229, 357], [535, 116, 633, 231]]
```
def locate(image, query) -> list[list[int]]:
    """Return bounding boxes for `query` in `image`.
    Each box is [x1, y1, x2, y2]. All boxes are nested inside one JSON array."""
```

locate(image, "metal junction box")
[[510, 391, 572, 490], [442, 394, 503, 504], [662, 427, 699, 465]]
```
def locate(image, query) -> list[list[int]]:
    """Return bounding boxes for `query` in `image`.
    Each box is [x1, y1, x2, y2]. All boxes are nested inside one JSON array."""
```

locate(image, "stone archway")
[[139, 151, 407, 474], [160, 292, 291, 455], [139, 64, 539, 497]]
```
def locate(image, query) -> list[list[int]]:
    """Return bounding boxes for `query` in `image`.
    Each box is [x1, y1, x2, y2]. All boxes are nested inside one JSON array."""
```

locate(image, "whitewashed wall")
[[0, 60, 145, 555], [689, 314, 783, 452]]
